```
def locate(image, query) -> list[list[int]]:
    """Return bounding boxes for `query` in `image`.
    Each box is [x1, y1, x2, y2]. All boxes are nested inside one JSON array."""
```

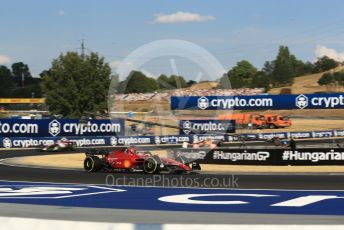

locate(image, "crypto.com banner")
[[0, 119, 124, 137], [179, 119, 235, 135], [0, 136, 107, 148], [170, 93, 344, 110]]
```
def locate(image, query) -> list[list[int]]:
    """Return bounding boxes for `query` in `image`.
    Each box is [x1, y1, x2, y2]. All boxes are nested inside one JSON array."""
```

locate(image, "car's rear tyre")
[[143, 156, 161, 174], [84, 156, 102, 172]]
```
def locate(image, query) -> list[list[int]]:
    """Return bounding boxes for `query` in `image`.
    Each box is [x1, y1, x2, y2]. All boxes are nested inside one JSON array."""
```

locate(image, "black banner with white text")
[[172, 148, 344, 165]]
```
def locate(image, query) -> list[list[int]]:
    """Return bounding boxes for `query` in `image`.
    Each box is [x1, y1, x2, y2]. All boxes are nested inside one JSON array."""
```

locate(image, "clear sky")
[[1, 0, 344, 80]]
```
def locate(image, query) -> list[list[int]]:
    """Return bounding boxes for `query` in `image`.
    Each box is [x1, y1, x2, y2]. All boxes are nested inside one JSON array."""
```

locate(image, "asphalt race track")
[[1, 138, 344, 189], [1, 139, 344, 224], [1, 149, 344, 189]]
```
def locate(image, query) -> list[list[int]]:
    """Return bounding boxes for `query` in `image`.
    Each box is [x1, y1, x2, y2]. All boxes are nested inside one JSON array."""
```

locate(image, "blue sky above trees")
[[1, 0, 344, 80]]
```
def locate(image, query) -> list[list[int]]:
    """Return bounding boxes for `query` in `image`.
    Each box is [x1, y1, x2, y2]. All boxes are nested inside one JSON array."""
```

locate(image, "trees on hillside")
[[228, 60, 257, 88], [186, 80, 197, 87], [218, 60, 258, 89], [0, 66, 14, 97], [318, 71, 344, 91], [313, 56, 339, 73], [270, 46, 332, 84], [290, 55, 313, 77], [218, 60, 271, 91], [260, 46, 335, 88], [318, 73, 334, 86], [272, 46, 294, 85], [169, 75, 187, 88], [0, 62, 41, 98], [116, 72, 188, 94], [253, 71, 271, 90], [41, 52, 111, 118], [217, 45, 338, 91], [157, 74, 187, 90], [118, 71, 159, 93], [219, 47, 301, 90], [262, 49, 314, 87], [2, 44, 340, 108], [157, 74, 169, 89], [11, 62, 32, 86]]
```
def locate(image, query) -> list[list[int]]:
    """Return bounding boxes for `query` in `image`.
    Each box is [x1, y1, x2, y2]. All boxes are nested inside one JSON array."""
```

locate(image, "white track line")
[[0, 179, 344, 192]]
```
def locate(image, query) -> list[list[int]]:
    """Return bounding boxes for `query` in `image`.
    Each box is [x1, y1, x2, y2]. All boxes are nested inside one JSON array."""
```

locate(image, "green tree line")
[[1, 45, 341, 117], [318, 70, 344, 91], [218, 46, 339, 90], [0, 62, 42, 98]]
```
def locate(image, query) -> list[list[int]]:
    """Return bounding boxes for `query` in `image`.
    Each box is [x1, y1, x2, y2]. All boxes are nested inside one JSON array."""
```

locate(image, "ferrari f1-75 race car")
[[83, 146, 200, 174], [40, 139, 76, 152]]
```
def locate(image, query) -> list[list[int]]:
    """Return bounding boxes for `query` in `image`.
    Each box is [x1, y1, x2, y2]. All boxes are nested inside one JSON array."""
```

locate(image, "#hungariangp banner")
[[172, 148, 344, 166], [0, 119, 124, 137], [170, 93, 344, 110]]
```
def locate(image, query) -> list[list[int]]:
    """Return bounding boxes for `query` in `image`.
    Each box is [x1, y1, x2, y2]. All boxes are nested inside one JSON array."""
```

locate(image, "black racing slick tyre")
[[143, 156, 161, 174], [84, 156, 102, 173]]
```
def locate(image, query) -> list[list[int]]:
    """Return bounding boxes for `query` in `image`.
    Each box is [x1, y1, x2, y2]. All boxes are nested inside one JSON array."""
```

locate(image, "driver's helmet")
[[59, 138, 68, 143], [127, 146, 137, 154], [56, 140, 66, 147], [205, 137, 213, 144]]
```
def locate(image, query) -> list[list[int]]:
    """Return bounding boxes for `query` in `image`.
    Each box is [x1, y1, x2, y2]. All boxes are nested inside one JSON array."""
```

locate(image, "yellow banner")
[[0, 98, 45, 104]]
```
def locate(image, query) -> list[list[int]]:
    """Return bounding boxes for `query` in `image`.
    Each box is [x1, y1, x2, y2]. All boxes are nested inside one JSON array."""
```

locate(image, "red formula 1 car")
[[40, 139, 76, 152], [83, 146, 199, 174]]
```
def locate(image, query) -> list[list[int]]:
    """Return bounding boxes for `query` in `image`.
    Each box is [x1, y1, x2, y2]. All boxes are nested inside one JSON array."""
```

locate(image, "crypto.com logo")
[[182, 120, 192, 134], [108, 39, 232, 130], [197, 96, 209, 110], [49, 119, 61, 136], [295, 94, 308, 109], [154, 136, 161, 144], [110, 136, 117, 146], [2, 138, 12, 148]]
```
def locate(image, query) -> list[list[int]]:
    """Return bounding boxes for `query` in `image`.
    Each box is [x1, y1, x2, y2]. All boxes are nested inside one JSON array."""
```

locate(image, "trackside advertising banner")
[[179, 120, 235, 135], [0, 119, 124, 137], [0, 136, 107, 148], [2, 129, 344, 148], [0, 135, 191, 149], [170, 93, 344, 110], [173, 148, 344, 166]]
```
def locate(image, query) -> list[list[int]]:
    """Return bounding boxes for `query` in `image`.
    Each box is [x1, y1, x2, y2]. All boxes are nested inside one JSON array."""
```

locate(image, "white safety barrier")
[[1, 217, 344, 230]]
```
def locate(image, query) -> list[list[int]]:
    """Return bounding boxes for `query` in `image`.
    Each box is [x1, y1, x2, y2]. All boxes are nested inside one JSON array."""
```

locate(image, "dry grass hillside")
[[114, 67, 344, 133], [269, 65, 344, 94], [116, 66, 344, 118], [187, 65, 344, 94], [190, 81, 218, 89], [265, 66, 344, 117]]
